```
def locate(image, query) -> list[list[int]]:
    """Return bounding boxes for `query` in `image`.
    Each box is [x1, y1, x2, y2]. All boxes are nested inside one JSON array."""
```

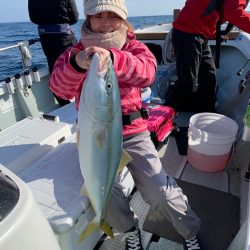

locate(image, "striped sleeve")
[[49, 44, 87, 101], [110, 40, 157, 88]]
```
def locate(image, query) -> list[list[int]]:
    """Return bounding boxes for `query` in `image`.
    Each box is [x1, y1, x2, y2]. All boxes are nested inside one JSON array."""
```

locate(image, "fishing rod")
[[238, 69, 250, 94], [237, 58, 250, 76], [243, 96, 250, 181], [244, 161, 250, 181]]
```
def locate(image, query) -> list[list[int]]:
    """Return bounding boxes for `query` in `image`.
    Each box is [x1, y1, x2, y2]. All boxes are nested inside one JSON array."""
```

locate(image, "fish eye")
[[107, 82, 112, 89]]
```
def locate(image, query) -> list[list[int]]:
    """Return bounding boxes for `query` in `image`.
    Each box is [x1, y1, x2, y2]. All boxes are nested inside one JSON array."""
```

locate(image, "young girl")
[[49, 1, 201, 249]]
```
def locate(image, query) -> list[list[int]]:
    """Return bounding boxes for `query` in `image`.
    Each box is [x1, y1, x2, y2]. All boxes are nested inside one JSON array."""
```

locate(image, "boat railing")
[[0, 38, 50, 98], [135, 28, 241, 41], [0, 38, 41, 71], [0, 38, 40, 52], [0, 38, 49, 97], [0, 38, 59, 132]]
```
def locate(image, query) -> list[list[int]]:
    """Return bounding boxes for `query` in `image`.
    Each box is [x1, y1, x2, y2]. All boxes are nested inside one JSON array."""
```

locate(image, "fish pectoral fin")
[[117, 149, 133, 175], [78, 219, 100, 242], [101, 220, 114, 239]]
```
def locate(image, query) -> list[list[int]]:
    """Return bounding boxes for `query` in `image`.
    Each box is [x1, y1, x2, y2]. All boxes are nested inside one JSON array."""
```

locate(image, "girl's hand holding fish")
[[75, 46, 111, 71]]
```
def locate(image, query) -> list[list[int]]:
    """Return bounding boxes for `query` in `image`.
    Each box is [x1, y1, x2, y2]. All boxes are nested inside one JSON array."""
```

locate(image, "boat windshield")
[[0, 172, 19, 221]]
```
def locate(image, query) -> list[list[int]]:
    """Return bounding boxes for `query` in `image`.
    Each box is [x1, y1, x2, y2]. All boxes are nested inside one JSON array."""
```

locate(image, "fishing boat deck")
[[95, 111, 245, 250], [1, 18, 250, 249]]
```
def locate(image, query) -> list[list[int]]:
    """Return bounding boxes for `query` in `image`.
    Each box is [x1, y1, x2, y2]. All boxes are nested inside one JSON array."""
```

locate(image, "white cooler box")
[[18, 133, 135, 250], [0, 117, 71, 173], [48, 102, 78, 132]]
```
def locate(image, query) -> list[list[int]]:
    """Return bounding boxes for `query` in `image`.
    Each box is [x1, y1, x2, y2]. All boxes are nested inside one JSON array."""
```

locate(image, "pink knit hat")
[[84, 0, 128, 20]]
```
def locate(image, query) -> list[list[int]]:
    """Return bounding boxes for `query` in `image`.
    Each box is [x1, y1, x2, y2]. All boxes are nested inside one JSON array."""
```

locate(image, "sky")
[[1, 0, 250, 23], [0, 0, 187, 23]]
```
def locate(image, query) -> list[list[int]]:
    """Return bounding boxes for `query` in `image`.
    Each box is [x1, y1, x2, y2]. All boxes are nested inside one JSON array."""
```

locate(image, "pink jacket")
[[49, 33, 157, 137], [173, 0, 250, 39]]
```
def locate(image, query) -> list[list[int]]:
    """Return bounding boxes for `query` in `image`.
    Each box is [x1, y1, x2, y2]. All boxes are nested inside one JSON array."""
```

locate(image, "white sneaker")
[[121, 227, 144, 250], [184, 235, 202, 250]]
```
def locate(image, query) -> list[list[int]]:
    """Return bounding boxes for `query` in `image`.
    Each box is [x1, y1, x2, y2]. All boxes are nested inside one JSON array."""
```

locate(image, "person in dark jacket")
[[165, 0, 250, 113], [28, 0, 79, 106]]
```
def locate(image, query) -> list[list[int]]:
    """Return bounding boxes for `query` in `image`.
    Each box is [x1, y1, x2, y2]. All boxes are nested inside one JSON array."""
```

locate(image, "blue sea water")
[[0, 15, 172, 81]]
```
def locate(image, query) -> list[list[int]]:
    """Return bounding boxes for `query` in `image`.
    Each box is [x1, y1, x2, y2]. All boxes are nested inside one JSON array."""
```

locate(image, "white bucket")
[[187, 113, 238, 172]]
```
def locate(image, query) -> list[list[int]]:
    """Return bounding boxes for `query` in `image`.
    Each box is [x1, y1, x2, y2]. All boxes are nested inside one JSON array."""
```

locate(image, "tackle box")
[[144, 102, 176, 146]]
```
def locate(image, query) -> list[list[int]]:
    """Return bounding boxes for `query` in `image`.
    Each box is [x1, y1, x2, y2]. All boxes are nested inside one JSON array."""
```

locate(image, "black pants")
[[40, 33, 77, 106], [165, 29, 216, 112]]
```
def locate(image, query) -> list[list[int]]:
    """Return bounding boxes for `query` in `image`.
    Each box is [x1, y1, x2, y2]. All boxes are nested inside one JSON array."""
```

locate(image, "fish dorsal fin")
[[80, 184, 88, 196]]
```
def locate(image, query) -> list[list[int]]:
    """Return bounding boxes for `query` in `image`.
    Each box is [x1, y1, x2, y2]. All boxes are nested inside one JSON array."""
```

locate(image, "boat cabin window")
[[0, 172, 19, 221]]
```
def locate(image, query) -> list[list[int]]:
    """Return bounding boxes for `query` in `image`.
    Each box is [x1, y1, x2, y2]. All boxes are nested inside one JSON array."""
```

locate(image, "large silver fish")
[[77, 53, 129, 241]]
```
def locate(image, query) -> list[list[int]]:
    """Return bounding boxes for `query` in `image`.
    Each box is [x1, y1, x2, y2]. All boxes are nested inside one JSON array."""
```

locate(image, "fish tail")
[[78, 218, 114, 242], [78, 219, 99, 242], [101, 220, 114, 239]]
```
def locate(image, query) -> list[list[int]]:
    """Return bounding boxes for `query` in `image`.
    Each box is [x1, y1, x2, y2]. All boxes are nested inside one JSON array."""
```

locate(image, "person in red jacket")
[[165, 0, 250, 112], [49, 0, 201, 249]]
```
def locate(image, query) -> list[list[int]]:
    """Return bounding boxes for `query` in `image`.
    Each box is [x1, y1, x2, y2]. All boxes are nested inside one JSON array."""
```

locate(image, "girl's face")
[[90, 12, 122, 33]]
